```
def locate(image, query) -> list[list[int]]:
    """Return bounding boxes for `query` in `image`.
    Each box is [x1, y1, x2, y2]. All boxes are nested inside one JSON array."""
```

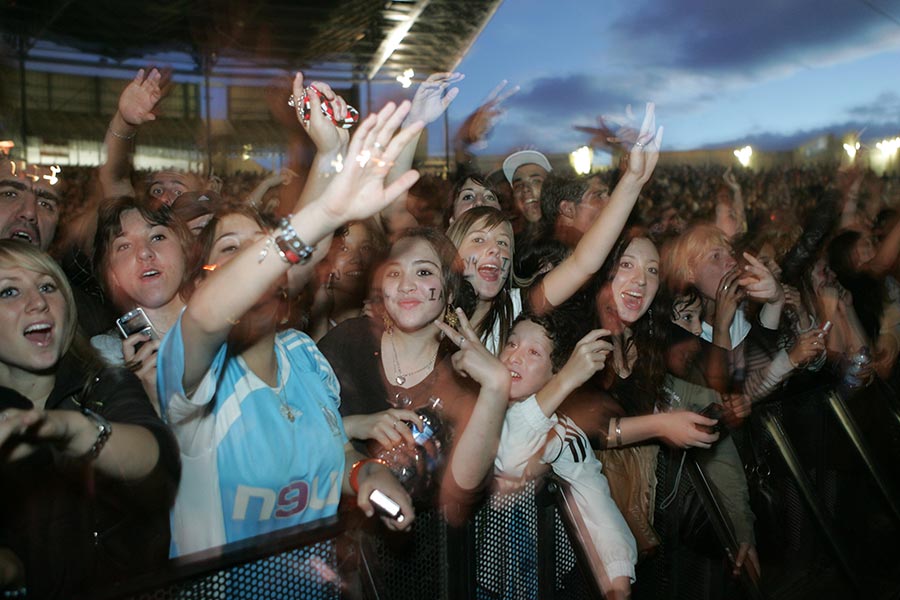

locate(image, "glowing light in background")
[[0, 141, 13, 156], [733, 145, 753, 167], [396, 69, 414, 88], [843, 141, 860, 160], [242, 144, 252, 161], [570, 145, 593, 175], [876, 137, 900, 158]]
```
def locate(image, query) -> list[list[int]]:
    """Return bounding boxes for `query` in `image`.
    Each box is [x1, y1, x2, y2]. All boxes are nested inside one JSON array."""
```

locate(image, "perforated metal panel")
[[474, 482, 540, 599], [126, 541, 339, 600], [370, 504, 448, 599]]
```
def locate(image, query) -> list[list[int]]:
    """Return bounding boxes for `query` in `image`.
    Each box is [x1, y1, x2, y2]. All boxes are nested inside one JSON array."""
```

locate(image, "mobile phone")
[[116, 307, 159, 340], [698, 402, 724, 434], [369, 489, 404, 522], [822, 321, 833, 334]]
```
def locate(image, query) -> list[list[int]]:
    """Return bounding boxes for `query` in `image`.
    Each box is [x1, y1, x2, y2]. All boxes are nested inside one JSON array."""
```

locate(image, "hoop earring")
[[382, 312, 394, 334]]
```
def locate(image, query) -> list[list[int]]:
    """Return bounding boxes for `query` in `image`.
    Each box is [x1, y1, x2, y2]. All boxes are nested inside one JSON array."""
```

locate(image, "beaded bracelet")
[[349, 458, 388, 495], [274, 216, 315, 265]]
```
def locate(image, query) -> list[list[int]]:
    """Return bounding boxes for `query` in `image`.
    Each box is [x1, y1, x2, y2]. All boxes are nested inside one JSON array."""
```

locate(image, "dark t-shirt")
[[0, 355, 179, 599], [318, 317, 485, 512]]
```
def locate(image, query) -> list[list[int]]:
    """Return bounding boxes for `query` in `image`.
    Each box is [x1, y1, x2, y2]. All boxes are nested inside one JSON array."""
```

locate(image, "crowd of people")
[[1, 67, 899, 599]]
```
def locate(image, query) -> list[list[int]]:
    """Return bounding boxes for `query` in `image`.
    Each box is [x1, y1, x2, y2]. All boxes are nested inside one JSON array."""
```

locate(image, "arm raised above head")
[[533, 103, 663, 312]]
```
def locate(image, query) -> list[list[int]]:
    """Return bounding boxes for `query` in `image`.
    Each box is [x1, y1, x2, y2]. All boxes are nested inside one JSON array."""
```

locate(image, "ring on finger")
[[722, 284, 730, 292], [459, 335, 465, 347], [392, 420, 400, 429]]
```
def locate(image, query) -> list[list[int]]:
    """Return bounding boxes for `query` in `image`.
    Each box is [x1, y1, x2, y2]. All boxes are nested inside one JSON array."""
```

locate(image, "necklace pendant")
[[280, 404, 295, 422], [395, 375, 406, 386]]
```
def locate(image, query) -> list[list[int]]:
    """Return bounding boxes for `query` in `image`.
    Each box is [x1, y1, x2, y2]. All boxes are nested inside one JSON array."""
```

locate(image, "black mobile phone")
[[369, 489, 404, 522], [698, 402, 724, 434], [116, 307, 159, 340]]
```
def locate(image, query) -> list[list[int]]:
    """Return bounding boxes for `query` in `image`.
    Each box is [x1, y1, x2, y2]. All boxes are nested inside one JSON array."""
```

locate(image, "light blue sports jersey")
[[158, 314, 347, 557]]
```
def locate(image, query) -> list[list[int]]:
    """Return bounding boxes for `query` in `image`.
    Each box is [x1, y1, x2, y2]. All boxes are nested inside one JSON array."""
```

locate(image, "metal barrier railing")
[[88, 480, 598, 600]]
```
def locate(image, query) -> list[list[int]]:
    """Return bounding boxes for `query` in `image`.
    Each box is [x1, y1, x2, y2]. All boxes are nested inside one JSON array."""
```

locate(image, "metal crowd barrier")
[[88, 480, 599, 600]]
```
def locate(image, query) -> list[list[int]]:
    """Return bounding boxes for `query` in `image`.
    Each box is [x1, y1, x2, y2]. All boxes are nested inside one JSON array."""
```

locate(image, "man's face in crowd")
[[512, 163, 547, 223], [0, 162, 63, 251], [148, 171, 204, 207]]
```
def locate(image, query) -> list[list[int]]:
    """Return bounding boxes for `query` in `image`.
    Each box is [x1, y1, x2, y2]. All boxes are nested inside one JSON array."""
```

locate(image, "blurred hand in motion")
[[457, 80, 519, 149], [406, 72, 464, 126], [659, 410, 720, 449]]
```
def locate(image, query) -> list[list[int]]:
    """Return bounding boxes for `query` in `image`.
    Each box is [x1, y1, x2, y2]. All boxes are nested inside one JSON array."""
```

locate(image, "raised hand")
[[315, 101, 424, 225], [714, 268, 745, 331], [434, 308, 509, 390], [558, 329, 614, 389], [738, 253, 784, 304], [788, 328, 827, 368], [406, 72, 464, 126], [623, 102, 664, 185], [292, 72, 350, 154], [456, 80, 519, 148], [119, 68, 169, 126], [723, 166, 741, 192]]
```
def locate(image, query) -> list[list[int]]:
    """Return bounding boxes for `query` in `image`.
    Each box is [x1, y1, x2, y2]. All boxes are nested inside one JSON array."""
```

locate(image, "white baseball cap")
[[502, 150, 552, 184]]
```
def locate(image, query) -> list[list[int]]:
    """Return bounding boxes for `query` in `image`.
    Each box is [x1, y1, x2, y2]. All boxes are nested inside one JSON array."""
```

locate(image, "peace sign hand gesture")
[[434, 308, 510, 394]]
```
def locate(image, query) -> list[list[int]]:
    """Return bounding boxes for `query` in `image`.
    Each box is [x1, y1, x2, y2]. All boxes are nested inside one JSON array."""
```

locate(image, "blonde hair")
[[661, 223, 731, 294], [0, 240, 78, 354]]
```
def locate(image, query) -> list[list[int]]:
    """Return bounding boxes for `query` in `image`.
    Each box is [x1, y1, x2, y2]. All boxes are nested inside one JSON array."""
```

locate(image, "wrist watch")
[[80, 408, 112, 460]]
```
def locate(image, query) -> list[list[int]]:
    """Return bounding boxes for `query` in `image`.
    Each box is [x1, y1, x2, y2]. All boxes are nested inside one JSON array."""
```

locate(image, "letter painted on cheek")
[[465, 255, 478, 268], [429, 288, 437, 301]]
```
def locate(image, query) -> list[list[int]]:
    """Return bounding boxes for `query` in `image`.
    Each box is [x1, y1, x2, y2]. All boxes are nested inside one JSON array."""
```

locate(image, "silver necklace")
[[388, 331, 438, 386]]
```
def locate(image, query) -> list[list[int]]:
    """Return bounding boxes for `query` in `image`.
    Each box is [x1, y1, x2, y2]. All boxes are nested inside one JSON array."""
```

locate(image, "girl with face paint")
[[446, 103, 665, 356], [318, 228, 511, 522]]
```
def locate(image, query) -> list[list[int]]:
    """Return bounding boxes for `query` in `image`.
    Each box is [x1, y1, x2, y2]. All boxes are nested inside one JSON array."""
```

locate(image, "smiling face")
[[0, 163, 62, 251], [610, 238, 660, 325], [0, 266, 68, 374], [106, 209, 186, 311], [381, 237, 447, 333], [326, 222, 375, 297], [512, 164, 547, 223], [452, 178, 501, 221], [456, 217, 513, 301], [500, 319, 555, 401]]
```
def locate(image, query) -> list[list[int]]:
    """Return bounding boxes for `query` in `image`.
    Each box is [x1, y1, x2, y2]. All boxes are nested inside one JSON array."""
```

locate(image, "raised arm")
[[380, 72, 463, 233], [434, 309, 510, 493], [179, 102, 424, 391], [99, 68, 169, 198], [533, 103, 663, 311]]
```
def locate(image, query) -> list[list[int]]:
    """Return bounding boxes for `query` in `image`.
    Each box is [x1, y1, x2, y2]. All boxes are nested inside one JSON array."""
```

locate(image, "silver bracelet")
[[108, 126, 136, 141], [615, 417, 623, 448], [81, 408, 112, 461]]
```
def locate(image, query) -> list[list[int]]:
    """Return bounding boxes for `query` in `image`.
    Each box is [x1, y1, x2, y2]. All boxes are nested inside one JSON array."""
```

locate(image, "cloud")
[[611, 0, 900, 75], [848, 91, 900, 121], [701, 119, 900, 152], [504, 74, 639, 117]]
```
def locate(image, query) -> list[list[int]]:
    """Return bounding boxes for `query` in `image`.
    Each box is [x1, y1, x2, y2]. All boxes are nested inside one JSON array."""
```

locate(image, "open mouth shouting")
[[24, 321, 54, 347], [141, 269, 161, 280], [620, 290, 644, 312], [9, 228, 38, 245]]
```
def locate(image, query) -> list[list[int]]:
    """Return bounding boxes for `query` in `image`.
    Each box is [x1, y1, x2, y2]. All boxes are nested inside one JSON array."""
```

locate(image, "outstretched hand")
[[119, 68, 170, 126], [738, 253, 784, 304], [314, 101, 424, 225], [406, 72, 464, 126]]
